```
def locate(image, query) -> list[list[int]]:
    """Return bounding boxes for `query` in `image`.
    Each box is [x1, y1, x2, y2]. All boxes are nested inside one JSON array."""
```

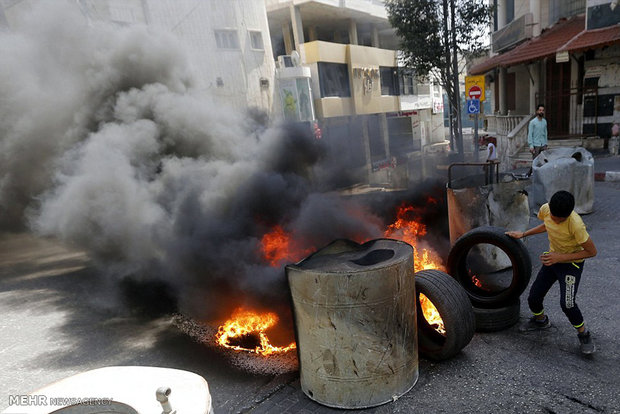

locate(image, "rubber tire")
[[447, 226, 531, 308], [473, 299, 521, 332], [415, 269, 476, 361]]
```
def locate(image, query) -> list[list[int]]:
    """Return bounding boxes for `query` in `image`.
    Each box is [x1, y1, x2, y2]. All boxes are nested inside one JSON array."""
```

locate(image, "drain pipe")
[[156, 387, 176, 414]]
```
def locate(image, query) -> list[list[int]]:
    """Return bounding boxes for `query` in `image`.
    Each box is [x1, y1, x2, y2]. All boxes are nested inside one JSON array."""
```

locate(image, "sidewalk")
[[591, 149, 620, 181]]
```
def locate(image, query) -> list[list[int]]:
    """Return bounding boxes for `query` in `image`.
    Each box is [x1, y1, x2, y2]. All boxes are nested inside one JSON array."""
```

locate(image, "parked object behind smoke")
[[530, 147, 594, 214]]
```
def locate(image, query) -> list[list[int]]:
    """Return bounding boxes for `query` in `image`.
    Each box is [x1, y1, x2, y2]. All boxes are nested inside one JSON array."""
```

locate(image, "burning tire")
[[446, 226, 531, 308], [473, 299, 521, 332], [415, 269, 475, 361]]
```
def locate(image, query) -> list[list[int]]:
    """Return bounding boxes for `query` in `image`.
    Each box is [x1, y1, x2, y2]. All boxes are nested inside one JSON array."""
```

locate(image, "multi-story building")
[[0, 0, 277, 115], [2, 0, 448, 187], [266, 0, 447, 188], [469, 0, 620, 168]]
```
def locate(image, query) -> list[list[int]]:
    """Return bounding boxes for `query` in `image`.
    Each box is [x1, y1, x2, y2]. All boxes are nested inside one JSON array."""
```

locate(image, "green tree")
[[386, 0, 492, 160]]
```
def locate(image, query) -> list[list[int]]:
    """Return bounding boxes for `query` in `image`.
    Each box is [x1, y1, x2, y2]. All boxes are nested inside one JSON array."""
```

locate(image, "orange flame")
[[216, 308, 296, 356], [260, 225, 312, 267], [469, 269, 488, 290], [472, 274, 484, 288], [419, 293, 446, 335], [384, 204, 445, 272], [244, 201, 446, 350]]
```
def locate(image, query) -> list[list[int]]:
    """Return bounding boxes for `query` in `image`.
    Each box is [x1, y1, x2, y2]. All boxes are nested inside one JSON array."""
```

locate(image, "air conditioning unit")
[[277, 51, 301, 68], [278, 55, 294, 68]]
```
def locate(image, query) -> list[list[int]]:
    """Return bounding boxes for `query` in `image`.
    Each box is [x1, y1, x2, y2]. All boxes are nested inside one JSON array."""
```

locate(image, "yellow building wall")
[[302, 41, 348, 64], [303, 41, 400, 118], [314, 97, 354, 118], [348, 44, 399, 115]]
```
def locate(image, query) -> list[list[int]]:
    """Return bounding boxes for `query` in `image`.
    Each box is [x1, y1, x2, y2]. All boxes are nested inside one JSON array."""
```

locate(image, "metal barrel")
[[531, 147, 594, 214], [447, 172, 530, 271], [285, 239, 418, 409]]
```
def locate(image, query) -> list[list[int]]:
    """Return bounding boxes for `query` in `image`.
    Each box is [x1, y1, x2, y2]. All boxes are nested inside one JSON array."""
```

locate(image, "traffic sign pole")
[[474, 113, 479, 162], [465, 75, 485, 162]]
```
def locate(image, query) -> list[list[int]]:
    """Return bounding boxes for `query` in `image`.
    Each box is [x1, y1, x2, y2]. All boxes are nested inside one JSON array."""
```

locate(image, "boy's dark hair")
[[549, 191, 575, 218], [537, 104, 545, 110]]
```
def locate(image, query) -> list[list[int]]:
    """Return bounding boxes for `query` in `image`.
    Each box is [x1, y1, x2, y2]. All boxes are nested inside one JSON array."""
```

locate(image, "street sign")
[[468, 85, 482, 99], [465, 75, 486, 101], [467, 99, 480, 114]]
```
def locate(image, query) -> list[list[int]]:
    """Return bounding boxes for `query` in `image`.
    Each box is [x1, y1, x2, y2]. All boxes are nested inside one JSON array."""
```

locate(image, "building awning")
[[558, 24, 620, 53], [469, 15, 585, 75]]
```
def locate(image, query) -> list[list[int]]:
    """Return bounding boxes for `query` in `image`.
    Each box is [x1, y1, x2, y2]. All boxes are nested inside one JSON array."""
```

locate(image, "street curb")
[[594, 171, 620, 182]]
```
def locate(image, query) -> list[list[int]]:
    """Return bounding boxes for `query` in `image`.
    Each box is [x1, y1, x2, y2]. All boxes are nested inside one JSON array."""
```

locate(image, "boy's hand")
[[540, 252, 560, 266], [505, 231, 523, 239]]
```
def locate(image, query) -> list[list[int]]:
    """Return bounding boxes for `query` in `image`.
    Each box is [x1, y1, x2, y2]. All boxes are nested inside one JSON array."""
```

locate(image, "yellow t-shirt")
[[538, 203, 590, 262]]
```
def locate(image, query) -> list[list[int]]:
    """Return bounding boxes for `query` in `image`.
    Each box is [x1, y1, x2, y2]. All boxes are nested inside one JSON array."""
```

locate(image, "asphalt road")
[[0, 232, 297, 413], [2, 158, 620, 414]]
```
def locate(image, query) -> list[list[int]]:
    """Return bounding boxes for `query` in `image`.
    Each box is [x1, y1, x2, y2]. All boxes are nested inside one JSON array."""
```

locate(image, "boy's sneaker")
[[578, 331, 596, 355], [519, 315, 551, 332]]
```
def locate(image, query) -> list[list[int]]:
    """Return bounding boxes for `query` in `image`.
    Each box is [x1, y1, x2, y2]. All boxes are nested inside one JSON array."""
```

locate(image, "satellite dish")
[[290, 50, 301, 66]]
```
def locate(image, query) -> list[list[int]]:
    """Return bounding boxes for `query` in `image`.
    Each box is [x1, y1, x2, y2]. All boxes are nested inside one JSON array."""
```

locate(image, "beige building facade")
[[266, 0, 447, 188]]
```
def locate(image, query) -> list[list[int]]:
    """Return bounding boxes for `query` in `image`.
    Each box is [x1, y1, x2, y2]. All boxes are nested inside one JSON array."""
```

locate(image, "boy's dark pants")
[[527, 262, 585, 327]]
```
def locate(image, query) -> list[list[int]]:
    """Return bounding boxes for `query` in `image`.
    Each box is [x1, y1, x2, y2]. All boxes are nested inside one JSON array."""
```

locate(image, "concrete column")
[[570, 56, 579, 134], [529, 63, 539, 114], [348, 19, 358, 45], [380, 113, 390, 158], [499, 66, 507, 115], [371, 26, 380, 47], [361, 116, 372, 183], [308, 25, 317, 41], [289, 4, 304, 52], [282, 22, 293, 55], [530, 0, 541, 37], [497, 0, 507, 29]]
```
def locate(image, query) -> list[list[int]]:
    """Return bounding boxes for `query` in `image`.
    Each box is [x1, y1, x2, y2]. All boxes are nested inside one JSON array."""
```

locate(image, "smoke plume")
[[0, 2, 388, 322]]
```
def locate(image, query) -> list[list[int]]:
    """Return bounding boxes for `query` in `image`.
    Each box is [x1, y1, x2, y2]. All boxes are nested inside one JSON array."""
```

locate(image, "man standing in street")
[[528, 104, 547, 176]]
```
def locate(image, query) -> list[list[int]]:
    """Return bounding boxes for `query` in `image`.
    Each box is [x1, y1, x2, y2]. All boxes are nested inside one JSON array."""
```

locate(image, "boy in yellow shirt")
[[506, 190, 597, 355]]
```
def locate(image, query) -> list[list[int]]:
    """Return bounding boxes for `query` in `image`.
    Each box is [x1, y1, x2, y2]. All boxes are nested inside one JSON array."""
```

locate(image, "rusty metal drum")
[[447, 172, 530, 271], [285, 239, 418, 409]]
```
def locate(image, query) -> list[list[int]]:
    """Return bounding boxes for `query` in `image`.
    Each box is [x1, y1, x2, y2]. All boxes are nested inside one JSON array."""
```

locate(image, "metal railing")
[[447, 161, 500, 189]]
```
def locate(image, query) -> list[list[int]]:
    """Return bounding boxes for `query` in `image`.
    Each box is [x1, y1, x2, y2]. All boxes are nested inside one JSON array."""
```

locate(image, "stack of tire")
[[446, 226, 531, 332]]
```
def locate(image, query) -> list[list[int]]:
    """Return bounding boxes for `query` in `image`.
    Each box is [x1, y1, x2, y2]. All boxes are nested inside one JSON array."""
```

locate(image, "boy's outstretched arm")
[[505, 223, 546, 239]]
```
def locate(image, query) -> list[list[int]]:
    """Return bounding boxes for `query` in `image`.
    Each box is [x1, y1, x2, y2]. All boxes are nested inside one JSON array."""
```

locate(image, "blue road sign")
[[467, 99, 480, 114]]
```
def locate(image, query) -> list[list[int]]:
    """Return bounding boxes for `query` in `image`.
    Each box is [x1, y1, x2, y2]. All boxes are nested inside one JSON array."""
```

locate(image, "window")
[[380, 67, 399, 96], [388, 117, 418, 156], [506, 0, 514, 24], [317, 63, 351, 98], [215, 30, 239, 49], [249, 31, 264, 50], [417, 84, 431, 95], [551, 0, 586, 25], [399, 69, 416, 96], [367, 115, 386, 163]]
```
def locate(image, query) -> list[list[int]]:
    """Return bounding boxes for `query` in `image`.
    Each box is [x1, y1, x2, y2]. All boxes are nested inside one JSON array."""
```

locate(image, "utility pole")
[[442, 0, 454, 152], [450, 0, 464, 160]]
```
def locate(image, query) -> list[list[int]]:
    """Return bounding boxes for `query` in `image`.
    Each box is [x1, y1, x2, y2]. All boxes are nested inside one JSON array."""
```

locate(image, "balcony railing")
[[484, 113, 533, 169]]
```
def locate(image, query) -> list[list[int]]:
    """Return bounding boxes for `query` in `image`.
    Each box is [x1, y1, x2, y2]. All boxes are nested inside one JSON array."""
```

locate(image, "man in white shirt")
[[486, 137, 497, 184]]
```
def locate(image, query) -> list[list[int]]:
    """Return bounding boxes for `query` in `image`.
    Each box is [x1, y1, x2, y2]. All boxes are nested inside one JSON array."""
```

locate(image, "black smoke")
[[0, 2, 388, 323]]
